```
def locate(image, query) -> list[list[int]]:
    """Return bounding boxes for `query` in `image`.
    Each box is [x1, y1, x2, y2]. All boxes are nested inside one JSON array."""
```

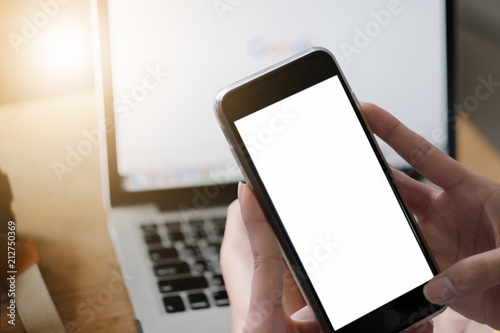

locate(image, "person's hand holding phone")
[[221, 182, 321, 333], [222, 181, 434, 333], [361, 103, 500, 330], [220, 103, 500, 333]]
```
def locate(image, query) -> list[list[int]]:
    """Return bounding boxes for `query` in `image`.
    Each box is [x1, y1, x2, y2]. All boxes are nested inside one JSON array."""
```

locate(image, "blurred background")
[[457, 0, 500, 152], [0, 0, 499, 331], [0, 1, 131, 331], [0, 0, 93, 104], [0, 0, 498, 148]]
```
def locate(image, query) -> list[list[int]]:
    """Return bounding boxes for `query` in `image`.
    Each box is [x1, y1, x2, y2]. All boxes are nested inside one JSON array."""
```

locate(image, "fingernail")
[[290, 306, 316, 323], [424, 276, 457, 304], [238, 181, 244, 199]]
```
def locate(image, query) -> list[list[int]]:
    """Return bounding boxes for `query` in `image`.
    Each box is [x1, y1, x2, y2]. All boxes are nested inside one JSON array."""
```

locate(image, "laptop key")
[[212, 274, 225, 287], [188, 293, 210, 310], [144, 233, 162, 245], [183, 245, 202, 258], [212, 217, 226, 225], [212, 226, 225, 238], [141, 224, 158, 233], [212, 290, 229, 307], [153, 262, 190, 277], [207, 242, 222, 255], [167, 231, 185, 242], [158, 276, 208, 293], [163, 296, 185, 313], [193, 260, 213, 273], [189, 219, 204, 228], [188, 228, 207, 240], [165, 221, 181, 232], [149, 247, 179, 261]]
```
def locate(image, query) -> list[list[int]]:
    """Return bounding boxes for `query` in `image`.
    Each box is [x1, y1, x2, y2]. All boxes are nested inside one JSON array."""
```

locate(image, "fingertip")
[[226, 198, 241, 220], [359, 101, 374, 109], [238, 182, 254, 211], [239, 182, 263, 218], [423, 276, 457, 305], [291, 306, 315, 322], [238, 181, 244, 200]]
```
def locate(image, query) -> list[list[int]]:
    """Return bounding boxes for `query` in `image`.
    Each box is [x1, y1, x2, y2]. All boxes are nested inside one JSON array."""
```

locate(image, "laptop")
[[90, 0, 454, 332]]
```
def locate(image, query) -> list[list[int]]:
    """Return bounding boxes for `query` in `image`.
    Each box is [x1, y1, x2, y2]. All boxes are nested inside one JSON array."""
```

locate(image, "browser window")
[[106, 0, 448, 191]]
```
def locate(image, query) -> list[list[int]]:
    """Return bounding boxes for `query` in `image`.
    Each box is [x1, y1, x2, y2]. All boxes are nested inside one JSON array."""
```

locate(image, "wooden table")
[[0, 91, 136, 332], [0, 91, 498, 332]]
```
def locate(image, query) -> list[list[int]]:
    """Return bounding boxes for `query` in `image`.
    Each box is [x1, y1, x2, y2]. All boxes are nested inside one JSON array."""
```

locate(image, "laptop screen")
[[104, 0, 451, 193]]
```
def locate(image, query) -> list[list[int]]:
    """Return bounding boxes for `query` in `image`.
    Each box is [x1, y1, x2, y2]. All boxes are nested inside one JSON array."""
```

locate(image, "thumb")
[[424, 248, 500, 304], [238, 182, 283, 277], [238, 182, 286, 331]]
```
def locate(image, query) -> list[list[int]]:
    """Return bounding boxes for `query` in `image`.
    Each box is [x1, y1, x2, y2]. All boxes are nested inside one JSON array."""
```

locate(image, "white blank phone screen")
[[235, 76, 433, 330]]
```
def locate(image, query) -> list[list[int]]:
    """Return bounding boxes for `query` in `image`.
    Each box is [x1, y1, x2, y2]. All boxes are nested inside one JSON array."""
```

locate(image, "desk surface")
[[0, 91, 499, 332], [0, 91, 136, 332]]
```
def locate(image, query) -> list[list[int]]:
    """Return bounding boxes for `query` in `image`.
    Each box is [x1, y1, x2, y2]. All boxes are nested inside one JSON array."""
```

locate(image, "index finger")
[[361, 103, 469, 190]]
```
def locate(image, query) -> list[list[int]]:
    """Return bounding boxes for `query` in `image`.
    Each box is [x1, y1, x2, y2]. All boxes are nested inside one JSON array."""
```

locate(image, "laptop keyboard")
[[141, 216, 229, 313]]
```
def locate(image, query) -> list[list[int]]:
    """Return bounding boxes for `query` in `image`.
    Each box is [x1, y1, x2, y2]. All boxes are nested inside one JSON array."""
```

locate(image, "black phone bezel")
[[215, 48, 445, 333]]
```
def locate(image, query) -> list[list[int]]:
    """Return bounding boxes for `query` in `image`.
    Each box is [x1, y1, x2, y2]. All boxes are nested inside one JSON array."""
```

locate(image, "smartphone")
[[214, 48, 445, 333]]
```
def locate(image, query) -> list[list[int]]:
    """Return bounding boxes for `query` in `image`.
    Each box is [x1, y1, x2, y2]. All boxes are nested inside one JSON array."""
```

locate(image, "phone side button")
[[383, 308, 402, 328], [229, 147, 251, 185]]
